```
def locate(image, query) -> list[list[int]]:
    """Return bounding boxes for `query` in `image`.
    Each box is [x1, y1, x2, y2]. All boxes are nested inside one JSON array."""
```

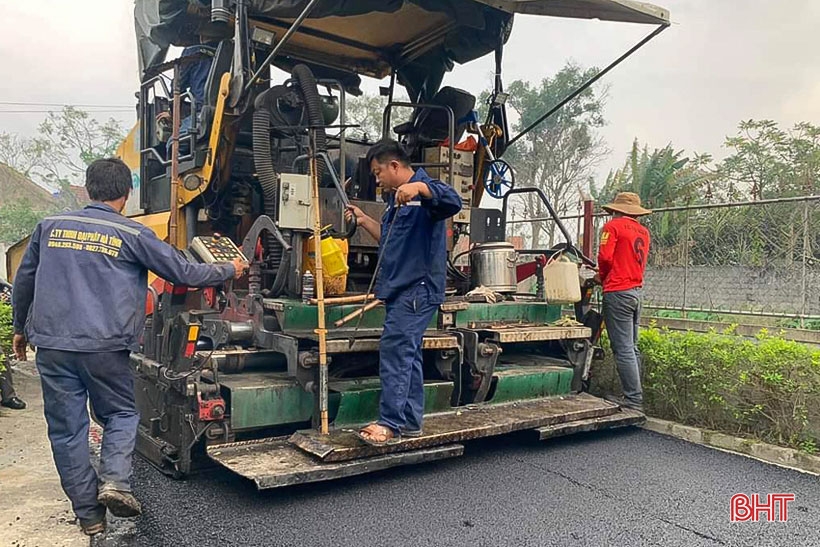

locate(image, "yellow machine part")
[[130, 211, 172, 288], [5, 236, 29, 283], [303, 235, 349, 296]]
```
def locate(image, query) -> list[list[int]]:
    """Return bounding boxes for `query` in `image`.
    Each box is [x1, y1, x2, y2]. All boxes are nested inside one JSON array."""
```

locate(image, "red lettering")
[[752, 494, 775, 522], [732, 493, 794, 522], [770, 494, 795, 522], [731, 494, 752, 522]]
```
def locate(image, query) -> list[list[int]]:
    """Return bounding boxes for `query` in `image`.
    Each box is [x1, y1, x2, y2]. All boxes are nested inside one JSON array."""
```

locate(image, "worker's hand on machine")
[[230, 257, 250, 280], [344, 205, 369, 223]]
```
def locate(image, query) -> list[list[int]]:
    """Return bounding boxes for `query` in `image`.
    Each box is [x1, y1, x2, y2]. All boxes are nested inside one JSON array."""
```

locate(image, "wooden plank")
[[207, 438, 463, 489], [289, 392, 619, 462]]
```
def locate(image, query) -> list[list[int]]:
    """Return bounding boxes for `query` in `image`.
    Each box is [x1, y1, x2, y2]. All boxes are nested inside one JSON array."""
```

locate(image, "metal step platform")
[[289, 392, 621, 463], [535, 407, 645, 440], [207, 438, 464, 489], [206, 394, 643, 489]]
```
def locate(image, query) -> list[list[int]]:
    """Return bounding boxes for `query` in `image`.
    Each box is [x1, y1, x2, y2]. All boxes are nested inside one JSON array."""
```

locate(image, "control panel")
[[424, 146, 474, 224], [191, 235, 248, 264], [278, 173, 313, 230]]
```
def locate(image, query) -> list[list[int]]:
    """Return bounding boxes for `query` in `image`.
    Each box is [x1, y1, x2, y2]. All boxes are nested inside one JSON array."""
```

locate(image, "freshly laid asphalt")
[[96, 428, 820, 547]]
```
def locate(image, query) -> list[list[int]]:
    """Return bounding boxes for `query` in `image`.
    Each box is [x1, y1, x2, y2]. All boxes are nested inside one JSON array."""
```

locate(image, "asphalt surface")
[[95, 428, 820, 547]]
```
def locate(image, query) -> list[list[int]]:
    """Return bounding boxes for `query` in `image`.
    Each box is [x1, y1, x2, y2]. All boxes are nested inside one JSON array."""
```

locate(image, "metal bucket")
[[470, 242, 518, 293]]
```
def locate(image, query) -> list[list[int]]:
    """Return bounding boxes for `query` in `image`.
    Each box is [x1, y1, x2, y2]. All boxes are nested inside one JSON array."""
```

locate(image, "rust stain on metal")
[[325, 334, 459, 354], [480, 326, 592, 343], [289, 393, 619, 462], [421, 335, 460, 350], [440, 301, 470, 312]]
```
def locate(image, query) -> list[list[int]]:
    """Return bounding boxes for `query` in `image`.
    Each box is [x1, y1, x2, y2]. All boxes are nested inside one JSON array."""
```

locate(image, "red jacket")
[[597, 216, 650, 293]]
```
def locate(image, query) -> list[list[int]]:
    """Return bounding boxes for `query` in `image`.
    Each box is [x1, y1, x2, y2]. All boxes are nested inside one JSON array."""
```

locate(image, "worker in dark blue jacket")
[[11, 158, 247, 536], [345, 140, 461, 445]]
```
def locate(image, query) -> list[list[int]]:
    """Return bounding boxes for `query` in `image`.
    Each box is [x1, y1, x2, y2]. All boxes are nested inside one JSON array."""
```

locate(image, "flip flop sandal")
[[357, 424, 401, 446], [401, 428, 423, 438]]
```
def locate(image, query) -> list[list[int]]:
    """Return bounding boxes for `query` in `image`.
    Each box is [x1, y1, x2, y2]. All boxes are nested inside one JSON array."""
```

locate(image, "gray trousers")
[[602, 288, 643, 407], [1, 355, 17, 401]]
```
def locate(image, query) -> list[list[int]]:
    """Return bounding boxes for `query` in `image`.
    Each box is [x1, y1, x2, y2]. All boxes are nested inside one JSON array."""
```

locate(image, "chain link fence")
[[508, 194, 820, 328]]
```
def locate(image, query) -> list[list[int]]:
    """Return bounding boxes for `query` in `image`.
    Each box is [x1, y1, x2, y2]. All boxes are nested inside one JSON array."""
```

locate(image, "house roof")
[[0, 163, 57, 210]]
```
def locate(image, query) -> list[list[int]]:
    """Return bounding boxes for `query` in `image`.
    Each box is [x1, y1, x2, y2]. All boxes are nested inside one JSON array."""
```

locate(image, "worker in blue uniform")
[[11, 158, 247, 536], [345, 140, 461, 445], [166, 42, 216, 157]]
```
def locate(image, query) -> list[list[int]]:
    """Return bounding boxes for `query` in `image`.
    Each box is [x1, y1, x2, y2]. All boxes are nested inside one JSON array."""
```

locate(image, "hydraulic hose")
[[291, 64, 327, 181], [253, 88, 286, 275]]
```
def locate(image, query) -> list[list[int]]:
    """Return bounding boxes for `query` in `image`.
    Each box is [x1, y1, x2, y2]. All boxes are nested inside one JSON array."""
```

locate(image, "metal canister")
[[470, 242, 518, 293]]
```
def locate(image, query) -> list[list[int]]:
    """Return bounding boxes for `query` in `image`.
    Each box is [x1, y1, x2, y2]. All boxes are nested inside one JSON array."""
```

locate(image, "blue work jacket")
[[375, 169, 462, 304], [12, 203, 235, 353]]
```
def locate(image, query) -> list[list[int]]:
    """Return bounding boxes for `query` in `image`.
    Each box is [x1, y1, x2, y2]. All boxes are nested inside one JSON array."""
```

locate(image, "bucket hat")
[[602, 192, 652, 216]]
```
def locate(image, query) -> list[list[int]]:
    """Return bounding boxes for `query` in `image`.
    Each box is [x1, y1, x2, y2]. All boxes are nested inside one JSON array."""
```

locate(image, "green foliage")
[[720, 120, 820, 199], [0, 199, 52, 245], [650, 309, 726, 322], [595, 139, 713, 207], [485, 62, 608, 247], [0, 106, 126, 189], [0, 303, 12, 371], [619, 328, 820, 452], [776, 318, 820, 331], [35, 106, 126, 187], [0, 106, 122, 244], [344, 93, 412, 143]]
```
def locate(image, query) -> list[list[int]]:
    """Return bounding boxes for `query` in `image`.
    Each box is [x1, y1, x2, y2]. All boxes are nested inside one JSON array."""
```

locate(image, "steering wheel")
[[483, 159, 515, 199]]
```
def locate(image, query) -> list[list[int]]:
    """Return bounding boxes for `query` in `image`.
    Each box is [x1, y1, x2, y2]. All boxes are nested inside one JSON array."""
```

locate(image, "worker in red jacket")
[[596, 192, 652, 411]]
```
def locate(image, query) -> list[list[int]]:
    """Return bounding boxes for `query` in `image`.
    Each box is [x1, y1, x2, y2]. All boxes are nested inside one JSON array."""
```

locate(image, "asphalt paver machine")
[[112, 0, 671, 488]]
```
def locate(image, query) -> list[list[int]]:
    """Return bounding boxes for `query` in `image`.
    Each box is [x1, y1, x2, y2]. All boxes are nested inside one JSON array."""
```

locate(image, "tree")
[[0, 107, 123, 244], [0, 133, 42, 179], [0, 107, 126, 191], [495, 62, 609, 248], [595, 140, 713, 207], [345, 92, 413, 143], [34, 106, 126, 188], [0, 200, 49, 245], [718, 120, 820, 199], [345, 93, 387, 142]]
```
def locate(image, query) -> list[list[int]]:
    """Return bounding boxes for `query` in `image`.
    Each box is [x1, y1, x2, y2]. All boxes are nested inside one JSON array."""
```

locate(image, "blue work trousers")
[[36, 349, 139, 525], [378, 283, 438, 434]]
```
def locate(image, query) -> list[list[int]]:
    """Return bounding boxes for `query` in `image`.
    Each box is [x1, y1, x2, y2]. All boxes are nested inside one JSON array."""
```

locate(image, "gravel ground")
[[95, 427, 820, 547]]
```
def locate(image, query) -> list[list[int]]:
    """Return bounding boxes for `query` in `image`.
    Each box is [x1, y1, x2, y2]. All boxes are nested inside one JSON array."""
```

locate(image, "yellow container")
[[303, 234, 349, 296], [320, 236, 349, 277]]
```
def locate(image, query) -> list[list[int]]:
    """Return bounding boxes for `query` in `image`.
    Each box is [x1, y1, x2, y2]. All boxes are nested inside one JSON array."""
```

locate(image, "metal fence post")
[[682, 205, 691, 319], [801, 200, 810, 328], [583, 199, 594, 259]]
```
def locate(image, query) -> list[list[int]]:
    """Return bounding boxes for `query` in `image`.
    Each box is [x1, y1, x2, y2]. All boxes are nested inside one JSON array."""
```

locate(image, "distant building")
[[0, 163, 57, 210], [0, 163, 59, 279]]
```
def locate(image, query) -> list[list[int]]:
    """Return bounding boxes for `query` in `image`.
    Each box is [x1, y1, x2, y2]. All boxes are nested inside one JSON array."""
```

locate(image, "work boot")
[[80, 516, 106, 536], [98, 486, 142, 518], [1, 397, 26, 410], [604, 394, 644, 413]]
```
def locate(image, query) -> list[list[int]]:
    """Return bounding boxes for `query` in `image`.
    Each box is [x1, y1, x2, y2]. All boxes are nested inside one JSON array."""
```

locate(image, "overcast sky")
[[1, 0, 818, 182]]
